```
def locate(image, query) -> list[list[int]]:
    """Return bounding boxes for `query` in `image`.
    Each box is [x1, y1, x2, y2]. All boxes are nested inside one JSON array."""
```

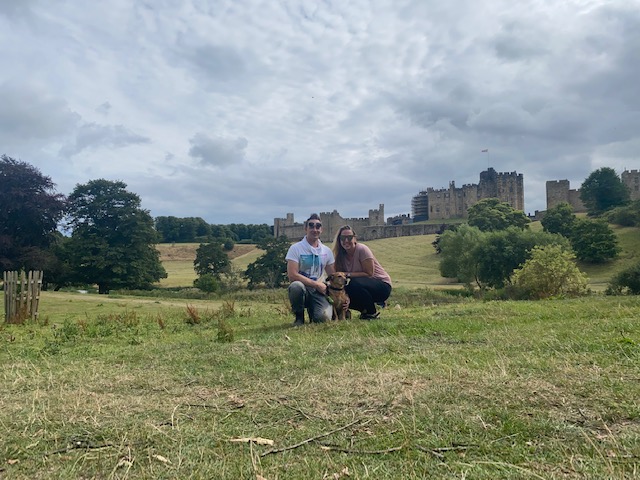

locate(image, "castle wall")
[[622, 169, 640, 201], [427, 182, 477, 220], [419, 168, 523, 221], [274, 204, 385, 243], [546, 180, 586, 212]]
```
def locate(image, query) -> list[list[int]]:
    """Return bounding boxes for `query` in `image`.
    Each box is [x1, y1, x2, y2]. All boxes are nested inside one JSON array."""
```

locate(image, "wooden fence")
[[3, 270, 43, 324]]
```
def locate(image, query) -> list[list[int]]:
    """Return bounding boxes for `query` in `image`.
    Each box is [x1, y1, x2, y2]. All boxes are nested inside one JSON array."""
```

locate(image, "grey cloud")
[[60, 123, 151, 157], [188, 133, 248, 167], [96, 102, 112, 115], [0, 82, 80, 143], [491, 21, 549, 62], [0, 0, 35, 19], [571, 5, 640, 110]]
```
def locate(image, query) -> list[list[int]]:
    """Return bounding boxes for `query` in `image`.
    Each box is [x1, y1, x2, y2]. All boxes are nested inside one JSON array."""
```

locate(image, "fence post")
[[3, 270, 43, 323]]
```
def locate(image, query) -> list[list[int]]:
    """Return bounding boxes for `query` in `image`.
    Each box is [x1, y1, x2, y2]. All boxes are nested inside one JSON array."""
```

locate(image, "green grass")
[[2, 223, 640, 478], [2, 294, 639, 479]]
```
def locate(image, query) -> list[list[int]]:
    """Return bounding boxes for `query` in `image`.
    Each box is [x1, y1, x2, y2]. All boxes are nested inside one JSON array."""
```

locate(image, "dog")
[[325, 272, 350, 320]]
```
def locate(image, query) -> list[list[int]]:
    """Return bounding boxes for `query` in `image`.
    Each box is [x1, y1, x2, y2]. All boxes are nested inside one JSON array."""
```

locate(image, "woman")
[[332, 225, 392, 320]]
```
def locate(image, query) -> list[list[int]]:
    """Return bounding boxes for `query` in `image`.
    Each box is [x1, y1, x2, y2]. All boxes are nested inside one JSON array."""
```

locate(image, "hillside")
[[156, 222, 640, 290]]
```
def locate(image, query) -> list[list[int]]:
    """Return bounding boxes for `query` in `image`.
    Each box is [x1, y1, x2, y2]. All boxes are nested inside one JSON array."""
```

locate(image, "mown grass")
[[2, 294, 639, 479]]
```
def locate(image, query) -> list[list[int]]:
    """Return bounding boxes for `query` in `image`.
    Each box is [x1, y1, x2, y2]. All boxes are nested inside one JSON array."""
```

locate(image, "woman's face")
[[339, 229, 356, 253]]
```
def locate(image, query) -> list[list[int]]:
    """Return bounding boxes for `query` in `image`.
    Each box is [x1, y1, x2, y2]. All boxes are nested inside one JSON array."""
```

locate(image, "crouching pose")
[[285, 214, 335, 326], [332, 225, 392, 320]]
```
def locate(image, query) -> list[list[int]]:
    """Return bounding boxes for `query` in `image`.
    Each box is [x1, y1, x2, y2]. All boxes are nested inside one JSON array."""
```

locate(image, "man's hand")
[[315, 280, 327, 294]]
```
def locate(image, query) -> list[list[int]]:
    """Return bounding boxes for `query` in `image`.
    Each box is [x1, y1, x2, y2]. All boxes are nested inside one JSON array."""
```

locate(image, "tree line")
[[0, 155, 280, 293], [2, 155, 639, 296], [154, 216, 272, 244]]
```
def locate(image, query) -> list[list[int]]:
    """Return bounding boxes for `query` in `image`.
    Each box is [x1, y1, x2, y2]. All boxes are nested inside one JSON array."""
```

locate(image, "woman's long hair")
[[332, 225, 356, 272]]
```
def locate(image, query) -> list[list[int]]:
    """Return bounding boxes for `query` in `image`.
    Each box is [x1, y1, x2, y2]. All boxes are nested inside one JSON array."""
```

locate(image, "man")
[[285, 214, 335, 325]]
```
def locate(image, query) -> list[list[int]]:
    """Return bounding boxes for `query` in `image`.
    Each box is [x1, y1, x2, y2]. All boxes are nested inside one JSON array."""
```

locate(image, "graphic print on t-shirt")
[[299, 253, 323, 280]]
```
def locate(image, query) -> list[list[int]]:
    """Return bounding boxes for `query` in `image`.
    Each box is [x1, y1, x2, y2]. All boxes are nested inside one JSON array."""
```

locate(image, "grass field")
[[2, 293, 639, 479], [2, 225, 640, 478]]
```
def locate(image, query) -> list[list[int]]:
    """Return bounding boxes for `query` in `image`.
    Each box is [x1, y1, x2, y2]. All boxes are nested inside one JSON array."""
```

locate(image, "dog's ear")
[[327, 274, 334, 281]]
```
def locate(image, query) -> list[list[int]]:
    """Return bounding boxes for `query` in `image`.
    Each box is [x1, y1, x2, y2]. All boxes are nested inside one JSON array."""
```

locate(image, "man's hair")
[[305, 213, 321, 226]]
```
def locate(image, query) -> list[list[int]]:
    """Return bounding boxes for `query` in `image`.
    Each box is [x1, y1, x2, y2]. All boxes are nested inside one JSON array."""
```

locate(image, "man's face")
[[305, 220, 322, 241]]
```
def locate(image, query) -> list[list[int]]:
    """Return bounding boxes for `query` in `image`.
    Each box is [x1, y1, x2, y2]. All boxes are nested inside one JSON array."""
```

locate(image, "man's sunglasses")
[[307, 222, 322, 229], [340, 235, 355, 242]]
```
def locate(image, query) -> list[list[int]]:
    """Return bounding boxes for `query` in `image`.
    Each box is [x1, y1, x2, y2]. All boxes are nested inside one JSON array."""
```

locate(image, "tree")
[[569, 218, 620, 263], [467, 198, 530, 232], [607, 261, 640, 295], [64, 179, 166, 293], [194, 242, 230, 279], [0, 155, 66, 272], [474, 228, 568, 289], [244, 236, 291, 288], [437, 224, 485, 288], [541, 202, 576, 238], [580, 167, 629, 215], [511, 245, 588, 299], [439, 225, 570, 291]]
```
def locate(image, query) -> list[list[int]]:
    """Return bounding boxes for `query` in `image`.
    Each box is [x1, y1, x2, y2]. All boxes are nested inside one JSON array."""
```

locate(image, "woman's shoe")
[[360, 311, 380, 320]]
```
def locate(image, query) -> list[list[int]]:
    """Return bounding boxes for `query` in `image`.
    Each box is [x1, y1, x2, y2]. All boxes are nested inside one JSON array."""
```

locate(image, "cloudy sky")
[[2, 0, 639, 225]]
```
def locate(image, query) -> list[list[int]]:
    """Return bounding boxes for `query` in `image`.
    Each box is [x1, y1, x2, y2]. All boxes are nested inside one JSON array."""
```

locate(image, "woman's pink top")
[[344, 243, 392, 286]]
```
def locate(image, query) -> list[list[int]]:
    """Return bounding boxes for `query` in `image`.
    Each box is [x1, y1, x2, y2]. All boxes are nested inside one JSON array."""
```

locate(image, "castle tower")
[[411, 191, 429, 222], [622, 169, 640, 200]]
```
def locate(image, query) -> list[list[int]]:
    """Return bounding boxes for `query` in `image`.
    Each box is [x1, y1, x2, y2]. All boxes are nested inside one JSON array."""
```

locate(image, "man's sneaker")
[[293, 312, 305, 326]]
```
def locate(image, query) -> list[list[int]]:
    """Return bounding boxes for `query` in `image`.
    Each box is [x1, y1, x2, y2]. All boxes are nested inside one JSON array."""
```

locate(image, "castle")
[[411, 168, 524, 221], [274, 168, 640, 241], [273, 204, 444, 242], [546, 169, 640, 212]]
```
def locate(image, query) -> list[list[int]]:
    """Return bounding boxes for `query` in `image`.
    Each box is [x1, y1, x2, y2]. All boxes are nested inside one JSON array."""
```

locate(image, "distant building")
[[274, 205, 443, 241], [411, 168, 524, 221], [546, 169, 640, 213], [546, 179, 586, 212], [622, 169, 640, 200], [274, 205, 385, 243]]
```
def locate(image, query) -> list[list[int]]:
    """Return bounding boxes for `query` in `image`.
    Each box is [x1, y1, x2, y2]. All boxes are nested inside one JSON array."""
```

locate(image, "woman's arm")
[[349, 257, 374, 278]]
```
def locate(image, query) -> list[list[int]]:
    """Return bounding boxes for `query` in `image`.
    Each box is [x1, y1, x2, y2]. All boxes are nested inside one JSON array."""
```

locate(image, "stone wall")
[[412, 168, 524, 221], [622, 169, 640, 200], [546, 179, 586, 213], [274, 204, 386, 242]]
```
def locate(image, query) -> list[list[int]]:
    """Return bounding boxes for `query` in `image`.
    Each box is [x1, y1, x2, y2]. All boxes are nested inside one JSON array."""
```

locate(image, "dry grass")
[[2, 295, 639, 478]]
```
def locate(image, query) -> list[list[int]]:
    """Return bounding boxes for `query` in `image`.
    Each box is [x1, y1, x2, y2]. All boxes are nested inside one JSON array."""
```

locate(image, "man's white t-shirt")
[[285, 236, 335, 281]]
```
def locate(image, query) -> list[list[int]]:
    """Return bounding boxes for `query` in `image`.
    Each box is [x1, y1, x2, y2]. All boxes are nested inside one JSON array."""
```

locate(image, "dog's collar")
[[328, 285, 345, 291]]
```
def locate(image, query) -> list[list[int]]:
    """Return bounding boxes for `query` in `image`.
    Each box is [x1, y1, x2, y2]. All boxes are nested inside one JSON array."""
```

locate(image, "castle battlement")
[[412, 168, 523, 221], [274, 204, 385, 242]]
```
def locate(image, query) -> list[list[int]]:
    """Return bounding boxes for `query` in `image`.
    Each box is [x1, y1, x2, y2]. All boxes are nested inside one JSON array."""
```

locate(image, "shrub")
[[193, 274, 220, 293], [607, 261, 640, 295], [511, 245, 589, 299], [604, 200, 640, 227]]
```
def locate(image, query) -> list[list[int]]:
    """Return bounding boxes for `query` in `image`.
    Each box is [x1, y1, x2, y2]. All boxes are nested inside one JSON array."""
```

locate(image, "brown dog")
[[325, 272, 350, 320]]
